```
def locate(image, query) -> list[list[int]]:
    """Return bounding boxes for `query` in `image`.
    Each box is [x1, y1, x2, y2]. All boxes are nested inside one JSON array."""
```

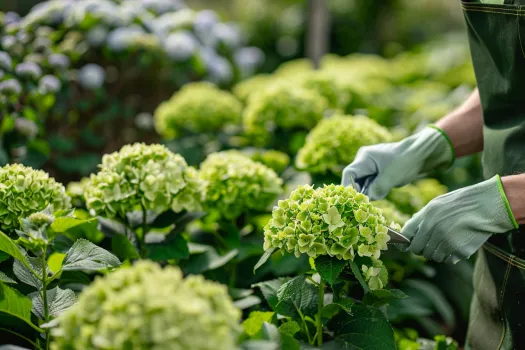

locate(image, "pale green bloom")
[[296, 115, 392, 174], [0, 164, 71, 232], [249, 149, 290, 174], [84, 143, 205, 218], [52, 261, 241, 350], [264, 184, 390, 266], [199, 151, 283, 220], [362, 259, 388, 290], [388, 178, 448, 215], [242, 81, 328, 144], [154, 82, 243, 139]]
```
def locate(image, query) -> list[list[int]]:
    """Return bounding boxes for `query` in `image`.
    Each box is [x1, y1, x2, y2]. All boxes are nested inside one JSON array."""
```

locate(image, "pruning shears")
[[349, 177, 410, 245]]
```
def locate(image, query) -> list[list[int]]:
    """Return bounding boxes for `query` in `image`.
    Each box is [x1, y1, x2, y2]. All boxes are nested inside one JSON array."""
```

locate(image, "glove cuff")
[[427, 125, 456, 167], [495, 174, 520, 230], [414, 126, 455, 173]]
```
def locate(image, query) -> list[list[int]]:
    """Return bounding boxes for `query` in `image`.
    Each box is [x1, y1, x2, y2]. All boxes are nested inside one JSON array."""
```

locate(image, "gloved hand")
[[402, 175, 519, 263], [342, 126, 454, 200]]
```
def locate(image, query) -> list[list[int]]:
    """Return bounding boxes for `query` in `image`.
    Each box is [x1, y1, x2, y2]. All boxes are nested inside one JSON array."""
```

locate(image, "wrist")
[[500, 174, 525, 226]]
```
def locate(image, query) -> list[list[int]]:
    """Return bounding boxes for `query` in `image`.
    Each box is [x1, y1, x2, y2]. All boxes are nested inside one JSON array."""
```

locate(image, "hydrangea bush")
[[263, 184, 390, 289], [296, 115, 392, 174], [242, 82, 328, 146], [0, 164, 71, 232], [199, 150, 283, 220], [154, 82, 243, 139], [388, 178, 448, 215], [52, 260, 241, 350], [85, 143, 204, 218]]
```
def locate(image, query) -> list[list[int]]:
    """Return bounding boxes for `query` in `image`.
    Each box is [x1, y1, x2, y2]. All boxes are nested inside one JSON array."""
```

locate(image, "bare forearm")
[[502, 174, 525, 225], [435, 88, 483, 158]]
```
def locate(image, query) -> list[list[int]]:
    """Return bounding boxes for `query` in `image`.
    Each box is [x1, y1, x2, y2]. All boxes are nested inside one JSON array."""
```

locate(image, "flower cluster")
[[199, 151, 283, 220], [0, 164, 71, 233], [296, 115, 392, 174], [294, 72, 349, 109], [66, 177, 91, 207], [52, 260, 241, 350], [249, 149, 290, 174], [387, 179, 447, 215], [84, 143, 205, 218], [242, 82, 328, 144], [154, 82, 243, 139], [264, 184, 390, 282]]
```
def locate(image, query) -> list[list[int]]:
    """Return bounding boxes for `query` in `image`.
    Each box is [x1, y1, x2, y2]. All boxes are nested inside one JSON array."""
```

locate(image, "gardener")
[[342, 2, 525, 349]]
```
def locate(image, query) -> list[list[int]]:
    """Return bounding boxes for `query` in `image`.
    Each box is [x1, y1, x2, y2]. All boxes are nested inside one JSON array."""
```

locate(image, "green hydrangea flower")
[[51, 260, 241, 350], [232, 74, 274, 102], [84, 143, 205, 218], [243, 82, 328, 144], [263, 184, 390, 289], [372, 200, 410, 227], [388, 179, 448, 215], [66, 177, 91, 207], [0, 164, 71, 232], [296, 115, 392, 174], [249, 149, 290, 174], [154, 82, 243, 139], [362, 259, 389, 290], [199, 151, 283, 220], [294, 72, 350, 109]]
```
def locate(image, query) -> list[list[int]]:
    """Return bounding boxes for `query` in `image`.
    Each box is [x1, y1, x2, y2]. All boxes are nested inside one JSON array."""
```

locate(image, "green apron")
[[462, 1, 525, 349]]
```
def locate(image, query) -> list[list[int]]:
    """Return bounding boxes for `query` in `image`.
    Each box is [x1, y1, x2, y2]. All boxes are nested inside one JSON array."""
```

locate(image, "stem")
[[142, 205, 148, 237], [294, 303, 313, 345], [40, 247, 50, 350], [317, 280, 325, 347]]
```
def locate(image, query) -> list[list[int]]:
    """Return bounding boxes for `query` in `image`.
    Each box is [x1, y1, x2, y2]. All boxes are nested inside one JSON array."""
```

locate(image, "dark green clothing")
[[462, 1, 525, 348]]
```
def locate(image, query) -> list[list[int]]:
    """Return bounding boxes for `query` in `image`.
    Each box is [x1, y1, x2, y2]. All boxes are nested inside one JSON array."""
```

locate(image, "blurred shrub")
[[0, 0, 263, 181]]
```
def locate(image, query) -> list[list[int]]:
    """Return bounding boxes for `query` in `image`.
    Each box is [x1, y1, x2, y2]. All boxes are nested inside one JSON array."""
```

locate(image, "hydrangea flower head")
[[0, 164, 71, 232], [296, 115, 392, 174], [52, 261, 241, 350], [243, 82, 328, 144], [263, 184, 390, 289], [154, 82, 242, 139], [84, 143, 205, 217], [199, 151, 283, 220]]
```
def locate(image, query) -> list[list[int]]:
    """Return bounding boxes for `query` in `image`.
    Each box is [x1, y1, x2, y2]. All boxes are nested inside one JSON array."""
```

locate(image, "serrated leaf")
[[62, 239, 120, 271], [111, 235, 140, 260], [315, 256, 347, 285], [254, 247, 276, 273], [0, 231, 28, 267], [329, 305, 396, 350], [278, 321, 300, 336], [97, 217, 127, 237], [276, 275, 319, 317], [47, 253, 66, 274], [0, 282, 42, 333], [0, 271, 16, 284], [50, 217, 97, 233], [29, 287, 76, 319], [243, 311, 275, 337], [13, 257, 44, 290]]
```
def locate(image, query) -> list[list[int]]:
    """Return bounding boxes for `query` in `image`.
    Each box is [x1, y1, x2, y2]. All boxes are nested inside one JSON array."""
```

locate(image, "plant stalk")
[[317, 279, 325, 347], [41, 247, 50, 350]]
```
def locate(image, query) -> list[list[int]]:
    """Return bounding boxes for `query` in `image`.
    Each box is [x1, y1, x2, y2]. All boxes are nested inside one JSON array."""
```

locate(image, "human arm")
[[435, 88, 483, 158]]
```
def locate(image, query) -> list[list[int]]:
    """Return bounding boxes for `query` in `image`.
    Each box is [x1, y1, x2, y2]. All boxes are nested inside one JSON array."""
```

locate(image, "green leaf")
[[0, 252, 9, 263], [315, 256, 347, 285], [275, 275, 319, 317], [145, 232, 189, 261], [97, 217, 127, 237], [13, 257, 44, 290], [350, 260, 370, 293], [253, 278, 293, 316], [0, 282, 42, 333], [50, 217, 97, 233], [240, 340, 280, 350], [29, 287, 76, 319], [62, 239, 120, 271], [233, 295, 261, 310], [183, 246, 238, 274], [261, 322, 280, 341], [0, 272, 16, 284], [330, 305, 396, 350], [254, 247, 276, 273], [229, 287, 254, 300], [0, 231, 28, 267], [47, 253, 66, 274], [0, 345, 33, 350], [242, 311, 275, 337], [111, 235, 140, 261], [278, 321, 300, 336]]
